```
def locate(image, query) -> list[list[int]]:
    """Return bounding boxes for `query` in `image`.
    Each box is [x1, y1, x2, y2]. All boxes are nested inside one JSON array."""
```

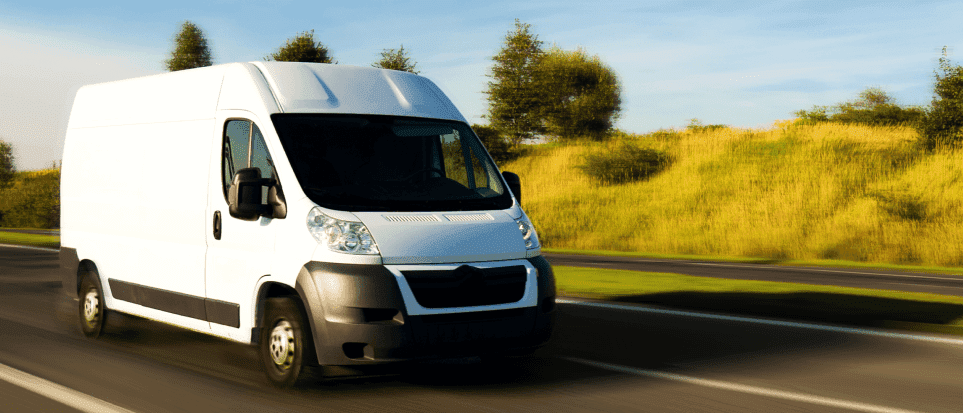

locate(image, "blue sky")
[[1, 0, 960, 170]]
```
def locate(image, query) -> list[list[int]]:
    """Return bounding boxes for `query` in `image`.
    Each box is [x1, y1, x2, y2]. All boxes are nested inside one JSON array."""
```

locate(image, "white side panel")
[[67, 65, 226, 129], [61, 120, 213, 301]]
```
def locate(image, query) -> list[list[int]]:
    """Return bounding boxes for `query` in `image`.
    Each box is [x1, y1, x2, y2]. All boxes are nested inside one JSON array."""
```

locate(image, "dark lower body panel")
[[296, 256, 556, 366]]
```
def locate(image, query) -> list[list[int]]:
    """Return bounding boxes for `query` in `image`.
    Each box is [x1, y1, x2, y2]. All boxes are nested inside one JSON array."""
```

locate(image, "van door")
[[205, 111, 279, 341]]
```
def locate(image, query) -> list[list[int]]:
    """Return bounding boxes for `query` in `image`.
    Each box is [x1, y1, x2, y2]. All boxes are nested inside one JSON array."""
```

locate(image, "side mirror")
[[228, 168, 273, 221], [502, 171, 521, 205], [268, 183, 287, 219]]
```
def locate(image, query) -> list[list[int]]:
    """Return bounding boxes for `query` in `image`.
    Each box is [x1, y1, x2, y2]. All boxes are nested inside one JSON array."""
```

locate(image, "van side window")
[[222, 120, 276, 202]]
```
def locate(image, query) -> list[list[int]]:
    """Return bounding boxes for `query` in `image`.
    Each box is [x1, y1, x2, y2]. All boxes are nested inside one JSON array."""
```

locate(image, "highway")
[[1, 244, 961, 412], [543, 253, 963, 297]]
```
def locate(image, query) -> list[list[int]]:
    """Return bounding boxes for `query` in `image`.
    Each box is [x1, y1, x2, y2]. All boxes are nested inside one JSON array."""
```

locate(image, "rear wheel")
[[260, 297, 313, 387], [78, 273, 106, 338]]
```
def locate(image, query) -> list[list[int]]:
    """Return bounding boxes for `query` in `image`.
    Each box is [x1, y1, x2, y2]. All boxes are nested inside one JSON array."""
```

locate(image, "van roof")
[[255, 62, 466, 122], [67, 62, 466, 129]]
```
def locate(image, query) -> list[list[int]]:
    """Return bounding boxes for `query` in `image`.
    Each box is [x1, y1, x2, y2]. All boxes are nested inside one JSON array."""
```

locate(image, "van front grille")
[[401, 265, 527, 308]]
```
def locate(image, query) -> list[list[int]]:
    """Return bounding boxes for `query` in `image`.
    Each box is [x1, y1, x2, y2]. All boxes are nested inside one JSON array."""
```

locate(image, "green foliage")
[[0, 169, 60, 229], [918, 47, 963, 150], [795, 88, 923, 126], [485, 19, 546, 147], [686, 118, 728, 133], [871, 191, 927, 222], [576, 143, 670, 185], [164, 21, 213, 72], [0, 140, 14, 190], [266, 30, 335, 63], [794, 106, 830, 124], [646, 129, 683, 141], [471, 124, 515, 164], [537, 47, 623, 142], [372, 45, 419, 73]]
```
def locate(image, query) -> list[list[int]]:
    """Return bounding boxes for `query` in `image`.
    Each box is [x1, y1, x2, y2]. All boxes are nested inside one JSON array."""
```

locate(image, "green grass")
[[555, 265, 963, 335], [0, 232, 59, 249]]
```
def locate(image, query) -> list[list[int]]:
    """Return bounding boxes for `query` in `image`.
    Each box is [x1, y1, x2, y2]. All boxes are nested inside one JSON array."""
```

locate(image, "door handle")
[[213, 210, 222, 240]]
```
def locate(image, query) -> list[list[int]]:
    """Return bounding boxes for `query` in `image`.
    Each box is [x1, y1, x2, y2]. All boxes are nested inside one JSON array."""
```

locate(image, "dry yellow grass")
[[505, 122, 963, 266]]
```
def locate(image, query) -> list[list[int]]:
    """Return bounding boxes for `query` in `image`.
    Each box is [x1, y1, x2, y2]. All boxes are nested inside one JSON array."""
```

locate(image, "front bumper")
[[295, 256, 556, 366]]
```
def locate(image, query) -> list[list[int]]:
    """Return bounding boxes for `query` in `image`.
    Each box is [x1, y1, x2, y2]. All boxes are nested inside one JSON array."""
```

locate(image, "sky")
[[1, 0, 961, 171]]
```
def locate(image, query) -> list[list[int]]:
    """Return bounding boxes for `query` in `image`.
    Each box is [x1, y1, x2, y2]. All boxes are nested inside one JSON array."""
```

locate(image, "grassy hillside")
[[505, 121, 963, 267], [0, 168, 60, 229]]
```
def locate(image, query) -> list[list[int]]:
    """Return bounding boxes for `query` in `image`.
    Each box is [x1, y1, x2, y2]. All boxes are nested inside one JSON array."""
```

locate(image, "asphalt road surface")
[[1, 245, 962, 412], [544, 253, 963, 297], [0, 229, 59, 236]]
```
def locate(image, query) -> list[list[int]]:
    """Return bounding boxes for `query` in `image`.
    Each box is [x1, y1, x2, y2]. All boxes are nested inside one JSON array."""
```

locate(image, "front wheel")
[[259, 298, 312, 387], [78, 273, 106, 338]]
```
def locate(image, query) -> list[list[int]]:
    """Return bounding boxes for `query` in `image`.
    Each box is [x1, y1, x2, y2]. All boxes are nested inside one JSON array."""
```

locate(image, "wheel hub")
[[83, 290, 100, 324], [269, 320, 295, 369]]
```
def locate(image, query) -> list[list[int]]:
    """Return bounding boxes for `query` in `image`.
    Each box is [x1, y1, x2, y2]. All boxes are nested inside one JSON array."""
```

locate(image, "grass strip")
[[0, 232, 60, 249], [554, 265, 963, 336], [544, 247, 963, 276], [544, 248, 779, 264]]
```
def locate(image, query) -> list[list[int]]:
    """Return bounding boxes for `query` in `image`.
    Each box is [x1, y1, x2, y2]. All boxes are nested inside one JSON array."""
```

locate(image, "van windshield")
[[272, 114, 513, 212]]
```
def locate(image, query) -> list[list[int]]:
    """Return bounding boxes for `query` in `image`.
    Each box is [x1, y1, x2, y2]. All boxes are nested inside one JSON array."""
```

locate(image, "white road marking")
[[0, 243, 58, 252], [0, 362, 135, 413], [566, 357, 923, 413], [557, 299, 963, 346]]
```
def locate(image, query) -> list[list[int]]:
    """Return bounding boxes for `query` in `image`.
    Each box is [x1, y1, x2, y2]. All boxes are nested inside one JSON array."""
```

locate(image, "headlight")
[[516, 218, 540, 250], [307, 207, 380, 255]]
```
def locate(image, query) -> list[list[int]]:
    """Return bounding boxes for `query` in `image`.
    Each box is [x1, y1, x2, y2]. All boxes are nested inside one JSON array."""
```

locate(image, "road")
[[544, 252, 963, 297], [0, 229, 59, 236], [1, 245, 961, 412]]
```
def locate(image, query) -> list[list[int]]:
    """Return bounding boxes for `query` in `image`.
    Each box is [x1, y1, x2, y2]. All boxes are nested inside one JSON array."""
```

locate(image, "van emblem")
[[453, 265, 486, 288]]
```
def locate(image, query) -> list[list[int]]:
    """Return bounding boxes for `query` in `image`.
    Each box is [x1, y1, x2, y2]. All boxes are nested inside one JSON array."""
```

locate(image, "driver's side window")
[[222, 120, 275, 203]]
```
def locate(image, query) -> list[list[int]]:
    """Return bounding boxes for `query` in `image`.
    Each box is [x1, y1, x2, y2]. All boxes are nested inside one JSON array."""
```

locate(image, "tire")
[[259, 297, 313, 388], [78, 272, 106, 338]]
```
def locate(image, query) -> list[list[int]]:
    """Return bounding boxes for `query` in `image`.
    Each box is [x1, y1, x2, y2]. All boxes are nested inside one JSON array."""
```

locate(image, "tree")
[[471, 124, 513, 164], [918, 46, 963, 150], [373, 45, 419, 73], [164, 21, 213, 72], [485, 19, 546, 147], [537, 47, 622, 141], [0, 140, 13, 190], [266, 30, 335, 63]]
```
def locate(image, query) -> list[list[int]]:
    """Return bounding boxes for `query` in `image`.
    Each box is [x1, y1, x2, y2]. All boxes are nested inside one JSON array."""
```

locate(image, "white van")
[[59, 62, 555, 387]]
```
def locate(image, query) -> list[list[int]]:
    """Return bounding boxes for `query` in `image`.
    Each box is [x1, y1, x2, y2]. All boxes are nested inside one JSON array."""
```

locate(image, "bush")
[[472, 124, 516, 164], [646, 129, 683, 141], [794, 106, 830, 124], [918, 47, 963, 150], [795, 88, 924, 127], [686, 118, 728, 133], [0, 169, 60, 229], [577, 143, 671, 185]]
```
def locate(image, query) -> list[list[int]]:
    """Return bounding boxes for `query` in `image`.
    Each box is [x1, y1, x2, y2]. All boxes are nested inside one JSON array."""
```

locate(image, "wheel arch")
[[76, 259, 101, 294], [252, 278, 311, 344]]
